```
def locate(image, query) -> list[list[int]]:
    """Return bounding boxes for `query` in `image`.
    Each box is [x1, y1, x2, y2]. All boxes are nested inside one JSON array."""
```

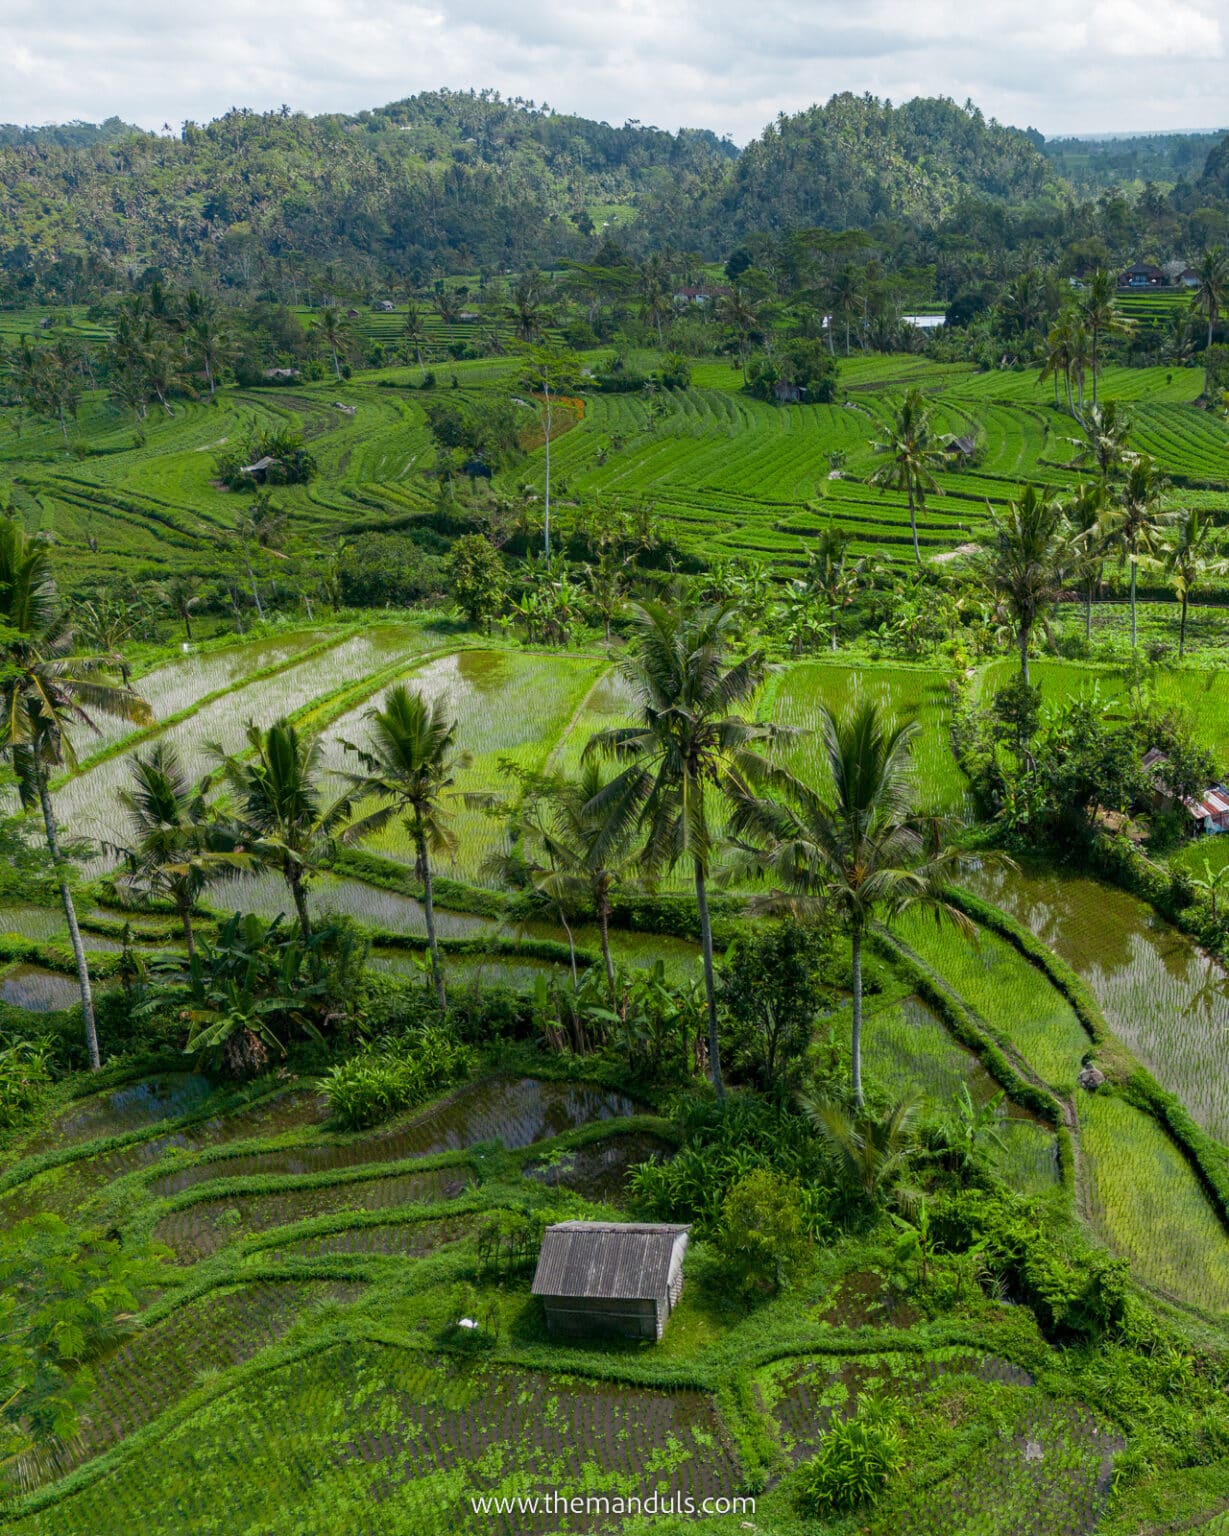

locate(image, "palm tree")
[[716, 290, 761, 380], [1038, 312, 1076, 413], [111, 743, 239, 958], [980, 486, 1068, 684], [729, 700, 971, 1105], [583, 597, 780, 1100], [0, 520, 152, 1069], [212, 719, 351, 938], [1064, 482, 1107, 644], [1100, 455, 1172, 650], [1191, 857, 1229, 922], [800, 1093, 920, 1204], [309, 308, 349, 381], [161, 575, 201, 642], [340, 687, 468, 1009], [1072, 401, 1133, 488], [868, 389, 948, 565], [1191, 246, 1228, 352], [531, 760, 637, 999], [1161, 505, 1226, 658], [1080, 269, 1131, 409], [828, 266, 863, 356]]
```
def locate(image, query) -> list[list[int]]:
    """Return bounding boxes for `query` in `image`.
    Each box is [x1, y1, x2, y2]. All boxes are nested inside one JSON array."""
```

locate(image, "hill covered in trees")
[[1, 88, 1228, 306]]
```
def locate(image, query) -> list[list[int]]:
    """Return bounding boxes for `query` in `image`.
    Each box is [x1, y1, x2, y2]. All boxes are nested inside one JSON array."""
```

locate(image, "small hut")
[[531, 1221, 689, 1341]]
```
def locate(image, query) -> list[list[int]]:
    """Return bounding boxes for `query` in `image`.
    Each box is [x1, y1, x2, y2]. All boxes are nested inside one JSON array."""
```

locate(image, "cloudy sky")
[[4, 0, 1226, 142]]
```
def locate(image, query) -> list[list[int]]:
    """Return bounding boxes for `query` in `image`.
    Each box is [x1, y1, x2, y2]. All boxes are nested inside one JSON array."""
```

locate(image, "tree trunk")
[[1180, 591, 1188, 658], [1130, 558, 1138, 649], [418, 830, 447, 1011], [598, 898, 615, 1000], [288, 869, 312, 939], [1085, 579, 1094, 642], [38, 775, 100, 1071], [851, 923, 864, 1107], [182, 608, 193, 642], [1019, 620, 1031, 685], [908, 485, 920, 565], [543, 384, 553, 560], [693, 858, 724, 1101], [559, 907, 579, 988], [177, 893, 197, 961]]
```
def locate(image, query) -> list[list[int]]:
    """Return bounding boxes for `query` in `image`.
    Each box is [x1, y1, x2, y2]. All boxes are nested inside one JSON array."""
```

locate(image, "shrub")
[[336, 533, 446, 608], [795, 1399, 903, 1514], [213, 429, 316, 489], [325, 1025, 472, 1130], [0, 1040, 53, 1129], [714, 1167, 813, 1295]]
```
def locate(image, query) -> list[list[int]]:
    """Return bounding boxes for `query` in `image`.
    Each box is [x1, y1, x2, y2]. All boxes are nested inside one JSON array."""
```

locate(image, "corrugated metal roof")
[[1186, 784, 1229, 820], [531, 1222, 689, 1302]]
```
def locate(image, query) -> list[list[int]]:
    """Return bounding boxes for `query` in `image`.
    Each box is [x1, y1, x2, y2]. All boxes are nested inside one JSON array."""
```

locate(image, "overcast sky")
[[4, 0, 1226, 143]]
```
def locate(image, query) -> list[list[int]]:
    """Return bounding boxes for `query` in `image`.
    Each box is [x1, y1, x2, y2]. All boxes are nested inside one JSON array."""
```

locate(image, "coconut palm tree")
[[729, 700, 971, 1106], [800, 1092, 920, 1204], [1161, 505, 1226, 658], [0, 519, 152, 1069], [110, 743, 240, 958], [980, 486, 1068, 684], [340, 687, 469, 1009], [582, 597, 781, 1100], [211, 719, 351, 939], [1072, 401, 1133, 489], [309, 307, 349, 381], [716, 289, 762, 380], [1100, 455, 1172, 650], [530, 760, 638, 1000], [828, 266, 863, 356], [1038, 311, 1077, 414], [868, 389, 948, 565], [1191, 246, 1228, 352], [1080, 269, 1132, 409], [1064, 482, 1108, 644]]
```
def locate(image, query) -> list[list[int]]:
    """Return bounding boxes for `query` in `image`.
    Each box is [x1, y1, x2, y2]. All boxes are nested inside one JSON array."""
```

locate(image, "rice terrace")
[[4, 85, 1229, 1536]]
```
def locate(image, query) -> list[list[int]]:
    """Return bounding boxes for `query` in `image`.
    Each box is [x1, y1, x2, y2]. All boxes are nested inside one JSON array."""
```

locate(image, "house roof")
[[1142, 749, 1229, 820], [531, 1222, 689, 1302]]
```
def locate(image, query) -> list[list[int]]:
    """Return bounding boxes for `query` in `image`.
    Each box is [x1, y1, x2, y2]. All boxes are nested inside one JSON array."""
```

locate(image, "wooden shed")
[[531, 1221, 689, 1341]]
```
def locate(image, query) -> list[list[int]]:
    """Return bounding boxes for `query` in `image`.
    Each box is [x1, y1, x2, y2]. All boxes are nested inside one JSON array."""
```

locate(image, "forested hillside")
[[4, 88, 1227, 306]]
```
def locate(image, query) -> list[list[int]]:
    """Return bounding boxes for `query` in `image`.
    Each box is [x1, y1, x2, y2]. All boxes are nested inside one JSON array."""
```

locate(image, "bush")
[[0, 1040, 53, 1129], [213, 429, 316, 490], [336, 533, 446, 608], [324, 1025, 472, 1130], [795, 1399, 903, 1514], [714, 1168, 813, 1295]]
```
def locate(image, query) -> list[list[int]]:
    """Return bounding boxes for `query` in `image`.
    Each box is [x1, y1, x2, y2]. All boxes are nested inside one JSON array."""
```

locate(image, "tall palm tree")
[[1064, 482, 1107, 644], [0, 520, 152, 1069], [1072, 401, 1133, 489], [212, 719, 351, 938], [1038, 312, 1076, 414], [1191, 246, 1227, 352], [868, 389, 948, 565], [980, 486, 1067, 684], [1100, 455, 1172, 650], [828, 266, 863, 356], [340, 687, 468, 1010], [111, 743, 239, 958], [1080, 270, 1131, 409], [730, 700, 971, 1106], [716, 289, 761, 380], [309, 308, 349, 381], [530, 760, 637, 999], [583, 597, 780, 1100], [1161, 505, 1226, 658]]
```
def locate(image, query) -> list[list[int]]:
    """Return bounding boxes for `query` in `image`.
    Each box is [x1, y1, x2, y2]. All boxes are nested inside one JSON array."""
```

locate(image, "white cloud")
[[0, 0, 1224, 141]]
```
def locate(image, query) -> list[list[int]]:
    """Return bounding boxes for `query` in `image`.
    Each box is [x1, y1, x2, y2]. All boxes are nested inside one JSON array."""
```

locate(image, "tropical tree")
[[211, 719, 350, 938], [583, 597, 780, 1099], [1080, 270, 1132, 409], [1191, 246, 1228, 351], [1191, 857, 1229, 922], [0, 520, 152, 1069], [716, 289, 762, 380], [980, 486, 1068, 683], [110, 743, 239, 959], [868, 389, 948, 564], [521, 343, 581, 559], [309, 307, 350, 380], [1072, 401, 1133, 488], [1161, 505, 1226, 658], [1039, 311, 1080, 415], [529, 760, 637, 999], [341, 687, 468, 1009], [801, 1093, 920, 1205], [1064, 482, 1107, 643], [730, 701, 971, 1105], [828, 266, 864, 356], [1100, 455, 1172, 649], [161, 575, 201, 642]]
